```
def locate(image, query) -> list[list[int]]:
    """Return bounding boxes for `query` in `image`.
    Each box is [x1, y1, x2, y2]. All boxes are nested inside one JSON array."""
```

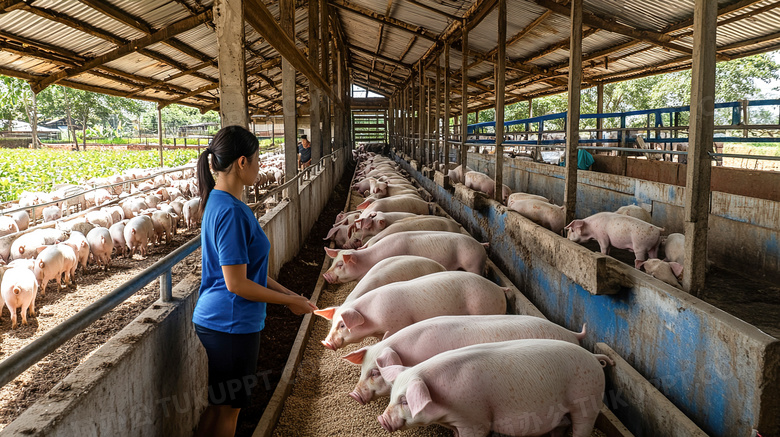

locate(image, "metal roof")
[[0, 0, 779, 115]]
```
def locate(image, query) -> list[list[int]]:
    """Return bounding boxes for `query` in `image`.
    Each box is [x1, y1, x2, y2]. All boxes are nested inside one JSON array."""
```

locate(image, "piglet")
[[1, 266, 39, 329], [183, 198, 201, 229], [615, 204, 652, 223], [343, 315, 586, 404], [662, 233, 685, 265], [34, 244, 76, 295], [446, 164, 472, 184], [565, 212, 663, 268], [508, 199, 566, 234], [315, 271, 508, 350], [378, 339, 612, 437], [87, 227, 114, 271], [109, 222, 127, 257], [63, 231, 90, 270], [124, 215, 155, 257], [637, 259, 683, 287]]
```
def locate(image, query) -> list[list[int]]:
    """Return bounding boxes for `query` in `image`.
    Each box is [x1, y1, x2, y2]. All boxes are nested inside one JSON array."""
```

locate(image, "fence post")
[[160, 270, 172, 302]]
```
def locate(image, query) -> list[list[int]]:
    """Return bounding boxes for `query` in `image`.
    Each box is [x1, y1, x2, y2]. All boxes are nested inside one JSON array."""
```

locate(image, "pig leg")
[[40, 279, 48, 297], [8, 304, 17, 329], [21, 301, 30, 325], [596, 237, 611, 255]]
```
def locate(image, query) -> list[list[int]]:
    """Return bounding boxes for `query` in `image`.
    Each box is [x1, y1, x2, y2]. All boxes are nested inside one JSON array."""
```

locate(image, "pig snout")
[[377, 414, 401, 432], [322, 272, 335, 284], [349, 390, 366, 405], [321, 339, 337, 351]]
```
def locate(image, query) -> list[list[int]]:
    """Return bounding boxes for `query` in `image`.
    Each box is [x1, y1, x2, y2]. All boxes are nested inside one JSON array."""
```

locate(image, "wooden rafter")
[[329, 0, 438, 41], [350, 44, 413, 70]]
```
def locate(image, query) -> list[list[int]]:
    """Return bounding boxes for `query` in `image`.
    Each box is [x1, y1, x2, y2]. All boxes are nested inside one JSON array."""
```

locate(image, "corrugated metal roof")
[[1, 0, 779, 114]]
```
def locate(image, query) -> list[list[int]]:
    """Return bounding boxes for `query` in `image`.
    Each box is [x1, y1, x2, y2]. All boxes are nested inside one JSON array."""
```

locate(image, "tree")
[[0, 76, 42, 147]]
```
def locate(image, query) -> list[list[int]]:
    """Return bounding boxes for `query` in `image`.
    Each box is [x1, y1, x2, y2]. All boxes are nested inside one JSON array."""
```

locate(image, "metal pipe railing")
[[0, 235, 201, 389]]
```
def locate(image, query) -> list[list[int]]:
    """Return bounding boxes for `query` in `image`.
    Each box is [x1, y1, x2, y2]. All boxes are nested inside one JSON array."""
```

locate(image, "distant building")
[[1, 120, 61, 140]]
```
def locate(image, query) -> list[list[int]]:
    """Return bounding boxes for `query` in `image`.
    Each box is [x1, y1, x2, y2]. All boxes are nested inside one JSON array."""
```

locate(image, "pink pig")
[[464, 171, 512, 203], [343, 315, 585, 404], [565, 212, 663, 268], [322, 231, 488, 284], [344, 256, 447, 304], [378, 339, 612, 437], [315, 271, 508, 350], [361, 216, 462, 248], [352, 211, 417, 232], [356, 196, 430, 217], [508, 199, 566, 234], [1, 266, 39, 329]]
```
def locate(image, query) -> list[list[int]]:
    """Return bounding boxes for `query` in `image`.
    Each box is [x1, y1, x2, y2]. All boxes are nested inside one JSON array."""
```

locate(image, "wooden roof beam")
[[349, 43, 413, 70], [77, 0, 153, 34], [32, 9, 212, 93], [329, 0, 438, 42], [0, 0, 25, 14], [528, 0, 692, 56], [406, 0, 460, 21]]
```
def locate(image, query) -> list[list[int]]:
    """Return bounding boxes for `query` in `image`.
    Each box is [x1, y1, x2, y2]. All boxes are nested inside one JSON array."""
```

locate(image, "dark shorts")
[[194, 323, 262, 409]]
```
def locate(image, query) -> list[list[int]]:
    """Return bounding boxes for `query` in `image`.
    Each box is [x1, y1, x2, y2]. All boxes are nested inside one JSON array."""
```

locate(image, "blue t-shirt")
[[193, 189, 270, 334]]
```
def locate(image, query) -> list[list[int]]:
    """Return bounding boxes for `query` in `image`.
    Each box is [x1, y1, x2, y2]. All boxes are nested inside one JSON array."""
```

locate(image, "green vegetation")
[[0, 149, 198, 202]]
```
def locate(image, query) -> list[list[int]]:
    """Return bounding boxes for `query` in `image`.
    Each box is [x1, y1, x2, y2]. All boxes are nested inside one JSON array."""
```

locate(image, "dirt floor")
[[0, 227, 203, 431], [582, 241, 780, 339]]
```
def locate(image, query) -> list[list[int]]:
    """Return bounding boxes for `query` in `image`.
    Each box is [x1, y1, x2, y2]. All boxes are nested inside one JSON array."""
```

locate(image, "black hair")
[[197, 125, 259, 214]]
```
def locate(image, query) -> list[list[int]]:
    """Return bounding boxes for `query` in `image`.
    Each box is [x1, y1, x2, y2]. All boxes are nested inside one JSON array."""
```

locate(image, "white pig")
[[565, 212, 663, 268], [0, 216, 19, 237], [109, 222, 127, 257], [63, 231, 90, 270], [124, 215, 155, 257], [87, 227, 114, 270], [1, 267, 39, 329], [183, 198, 201, 229], [507, 199, 566, 234], [343, 256, 447, 304], [616, 204, 652, 223]]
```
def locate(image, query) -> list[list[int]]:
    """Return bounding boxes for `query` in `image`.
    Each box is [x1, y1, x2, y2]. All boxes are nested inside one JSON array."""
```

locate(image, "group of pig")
[[0, 167, 203, 330], [315, 153, 614, 436], [442, 162, 688, 288]]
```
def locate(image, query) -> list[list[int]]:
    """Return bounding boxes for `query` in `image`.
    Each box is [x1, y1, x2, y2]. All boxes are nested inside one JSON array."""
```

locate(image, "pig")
[[616, 204, 652, 223], [369, 180, 417, 198], [87, 227, 114, 270], [506, 192, 549, 207], [323, 231, 489, 284], [102, 205, 125, 223], [507, 199, 566, 234], [637, 259, 683, 287], [352, 211, 417, 232], [121, 197, 148, 219], [34, 244, 77, 294], [10, 232, 48, 260], [662, 232, 685, 265], [169, 200, 184, 224], [109, 222, 127, 258], [315, 271, 508, 350], [42, 205, 62, 222], [63, 231, 90, 270], [124, 215, 155, 257], [1, 267, 39, 329], [11, 210, 29, 231], [356, 196, 430, 217], [344, 256, 447, 304], [446, 164, 472, 184], [377, 339, 612, 437], [0, 216, 19, 237], [151, 210, 176, 244], [565, 212, 663, 268], [183, 198, 202, 229], [145, 194, 162, 209], [343, 315, 586, 404], [0, 235, 15, 263], [362, 216, 463, 248], [464, 171, 512, 203], [56, 217, 94, 236], [7, 258, 35, 271], [86, 210, 114, 228]]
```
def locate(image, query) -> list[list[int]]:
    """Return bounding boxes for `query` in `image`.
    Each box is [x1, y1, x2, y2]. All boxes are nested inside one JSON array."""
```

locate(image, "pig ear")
[[324, 227, 340, 241], [669, 262, 684, 279], [635, 260, 646, 271], [377, 219, 386, 229], [314, 307, 338, 320], [36, 245, 48, 254], [341, 253, 356, 264], [324, 247, 341, 258], [381, 331, 392, 341], [406, 378, 432, 418], [375, 347, 402, 368], [356, 199, 371, 210], [340, 308, 365, 330], [341, 347, 368, 365], [564, 220, 583, 230], [378, 364, 408, 383]]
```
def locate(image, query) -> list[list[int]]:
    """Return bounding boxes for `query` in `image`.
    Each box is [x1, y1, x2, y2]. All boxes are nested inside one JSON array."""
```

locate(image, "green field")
[[0, 149, 199, 203]]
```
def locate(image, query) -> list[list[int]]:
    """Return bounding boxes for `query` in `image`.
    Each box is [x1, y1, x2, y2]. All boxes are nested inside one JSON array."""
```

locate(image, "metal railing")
[[0, 235, 201, 389]]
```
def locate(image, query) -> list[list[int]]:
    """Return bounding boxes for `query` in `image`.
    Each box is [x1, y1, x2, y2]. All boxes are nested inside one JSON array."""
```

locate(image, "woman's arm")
[[267, 276, 298, 296], [222, 264, 316, 314]]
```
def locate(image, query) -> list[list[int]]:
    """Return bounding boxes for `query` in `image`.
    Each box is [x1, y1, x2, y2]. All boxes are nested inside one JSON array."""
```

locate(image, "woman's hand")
[[286, 294, 318, 315]]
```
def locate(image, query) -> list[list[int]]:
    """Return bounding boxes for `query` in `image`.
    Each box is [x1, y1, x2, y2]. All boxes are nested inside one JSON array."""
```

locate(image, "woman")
[[193, 125, 316, 437]]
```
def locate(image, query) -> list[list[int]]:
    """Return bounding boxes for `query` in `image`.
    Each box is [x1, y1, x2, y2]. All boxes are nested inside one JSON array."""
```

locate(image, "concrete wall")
[[470, 155, 780, 282], [397, 153, 780, 437], [1, 276, 207, 437]]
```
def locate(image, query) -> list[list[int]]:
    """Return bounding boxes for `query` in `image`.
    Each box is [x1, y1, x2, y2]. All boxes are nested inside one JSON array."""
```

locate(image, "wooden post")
[[214, 0, 248, 128], [281, 0, 299, 206], [308, 0, 322, 163], [444, 42, 451, 165], [563, 0, 582, 226], [435, 57, 441, 166], [460, 19, 469, 169], [157, 106, 163, 167], [320, 0, 331, 155], [683, 0, 717, 296], [596, 83, 604, 141], [494, 0, 506, 203], [419, 61, 425, 164]]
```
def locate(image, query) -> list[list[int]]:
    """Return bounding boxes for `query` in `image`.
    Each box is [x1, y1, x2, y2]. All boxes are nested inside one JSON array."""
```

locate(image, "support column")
[[683, 0, 717, 296], [157, 107, 163, 167], [214, 0, 248, 128], [494, 0, 506, 203], [460, 19, 469, 169], [280, 0, 299, 220], [308, 0, 322, 163], [419, 62, 425, 164], [435, 58, 441, 166], [320, 0, 331, 154], [563, 0, 583, 226], [444, 42, 451, 165], [596, 83, 604, 141]]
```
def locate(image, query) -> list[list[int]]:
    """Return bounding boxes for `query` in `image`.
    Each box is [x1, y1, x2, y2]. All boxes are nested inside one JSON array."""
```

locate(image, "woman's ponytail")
[[197, 149, 216, 215]]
